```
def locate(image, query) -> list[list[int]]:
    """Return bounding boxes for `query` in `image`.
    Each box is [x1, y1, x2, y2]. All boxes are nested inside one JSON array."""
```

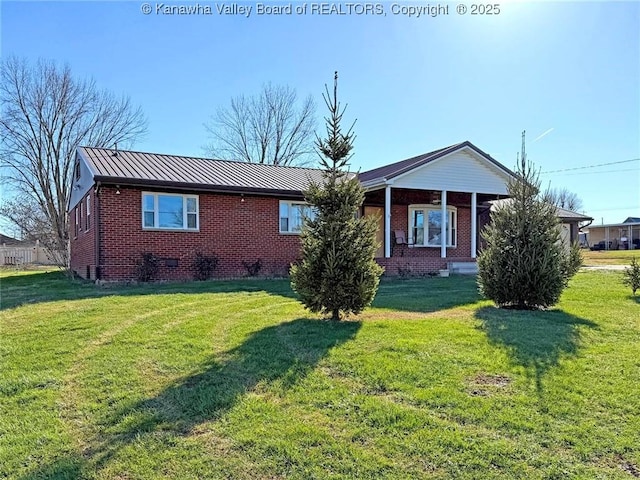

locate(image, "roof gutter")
[[359, 178, 391, 191], [93, 176, 308, 199]]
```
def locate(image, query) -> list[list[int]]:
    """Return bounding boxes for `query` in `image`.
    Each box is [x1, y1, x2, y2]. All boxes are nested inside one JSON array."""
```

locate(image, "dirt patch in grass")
[[360, 307, 475, 322], [618, 456, 640, 478], [467, 374, 511, 396]]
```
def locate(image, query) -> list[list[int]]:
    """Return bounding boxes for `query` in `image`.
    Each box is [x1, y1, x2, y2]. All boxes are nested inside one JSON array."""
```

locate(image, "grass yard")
[[1, 268, 639, 479], [582, 248, 640, 266]]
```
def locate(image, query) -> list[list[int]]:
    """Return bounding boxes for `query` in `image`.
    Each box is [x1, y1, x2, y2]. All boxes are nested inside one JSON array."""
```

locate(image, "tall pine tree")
[[477, 132, 582, 309], [290, 73, 383, 320]]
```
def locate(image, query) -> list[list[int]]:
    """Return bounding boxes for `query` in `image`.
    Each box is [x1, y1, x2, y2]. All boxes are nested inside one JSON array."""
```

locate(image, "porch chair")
[[393, 230, 412, 257]]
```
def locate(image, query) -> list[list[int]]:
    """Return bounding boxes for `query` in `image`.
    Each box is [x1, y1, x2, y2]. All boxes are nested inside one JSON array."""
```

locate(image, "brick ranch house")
[[70, 141, 530, 281]]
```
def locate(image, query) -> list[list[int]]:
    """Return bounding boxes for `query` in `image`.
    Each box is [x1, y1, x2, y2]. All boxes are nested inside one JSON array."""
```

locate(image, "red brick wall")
[[377, 256, 476, 276], [70, 185, 482, 281], [96, 186, 302, 281], [363, 190, 477, 275], [69, 189, 97, 279]]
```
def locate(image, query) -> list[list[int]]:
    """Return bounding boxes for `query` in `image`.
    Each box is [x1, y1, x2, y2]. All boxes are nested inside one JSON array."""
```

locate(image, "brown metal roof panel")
[[358, 144, 460, 182], [79, 146, 328, 193]]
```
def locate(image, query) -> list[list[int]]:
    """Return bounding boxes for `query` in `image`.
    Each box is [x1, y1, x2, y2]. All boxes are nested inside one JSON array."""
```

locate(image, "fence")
[[0, 244, 59, 266]]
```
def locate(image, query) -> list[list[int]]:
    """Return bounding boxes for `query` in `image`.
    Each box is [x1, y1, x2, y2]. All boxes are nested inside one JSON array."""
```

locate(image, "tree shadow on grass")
[[372, 275, 483, 314], [0, 269, 299, 311], [18, 318, 361, 479], [475, 306, 598, 397], [2, 269, 483, 315]]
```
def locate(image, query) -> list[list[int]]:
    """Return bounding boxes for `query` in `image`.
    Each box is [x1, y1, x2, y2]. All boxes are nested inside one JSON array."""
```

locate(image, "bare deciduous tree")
[[0, 57, 147, 266], [543, 186, 584, 212], [204, 83, 316, 166]]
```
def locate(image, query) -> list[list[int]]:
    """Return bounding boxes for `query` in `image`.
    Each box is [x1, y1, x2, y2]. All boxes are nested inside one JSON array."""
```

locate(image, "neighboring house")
[[489, 201, 593, 252], [555, 207, 593, 249], [585, 217, 640, 250], [0, 233, 25, 246], [69, 141, 522, 281]]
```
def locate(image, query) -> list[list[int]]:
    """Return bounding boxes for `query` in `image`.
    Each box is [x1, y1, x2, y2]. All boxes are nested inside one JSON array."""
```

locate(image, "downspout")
[[94, 182, 101, 281]]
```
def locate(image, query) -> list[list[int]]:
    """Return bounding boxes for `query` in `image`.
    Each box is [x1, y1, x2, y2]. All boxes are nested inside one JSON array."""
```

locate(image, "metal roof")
[[585, 221, 640, 229], [77, 141, 514, 195], [358, 141, 515, 183], [78, 147, 330, 195], [555, 206, 593, 221], [492, 200, 593, 222]]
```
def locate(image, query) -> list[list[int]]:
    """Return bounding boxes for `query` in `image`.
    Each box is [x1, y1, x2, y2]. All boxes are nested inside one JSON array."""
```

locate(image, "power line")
[[540, 158, 640, 174], [546, 168, 640, 177]]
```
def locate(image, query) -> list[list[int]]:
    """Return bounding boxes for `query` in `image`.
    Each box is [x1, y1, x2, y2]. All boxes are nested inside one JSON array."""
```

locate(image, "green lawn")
[[1, 268, 639, 479], [582, 248, 640, 265]]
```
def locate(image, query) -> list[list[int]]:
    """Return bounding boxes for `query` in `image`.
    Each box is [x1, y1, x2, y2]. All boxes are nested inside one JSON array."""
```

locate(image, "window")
[[78, 202, 82, 234], [279, 200, 315, 233], [75, 160, 81, 180], [408, 205, 457, 247], [86, 196, 91, 231], [74, 207, 79, 238], [142, 192, 199, 230]]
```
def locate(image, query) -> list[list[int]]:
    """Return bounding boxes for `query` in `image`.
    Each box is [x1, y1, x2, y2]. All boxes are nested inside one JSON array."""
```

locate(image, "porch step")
[[448, 262, 478, 275]]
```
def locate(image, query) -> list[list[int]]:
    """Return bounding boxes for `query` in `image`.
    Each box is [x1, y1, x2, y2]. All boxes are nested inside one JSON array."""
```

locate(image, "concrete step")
[[448, 262, 478, 275]]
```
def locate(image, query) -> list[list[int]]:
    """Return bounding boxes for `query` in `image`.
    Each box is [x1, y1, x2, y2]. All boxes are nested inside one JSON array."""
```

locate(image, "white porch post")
[[384, 185, 392, 258], [441, 190, 447, 258], [471, 192, 477, 258], [606, 227, 610, 250]]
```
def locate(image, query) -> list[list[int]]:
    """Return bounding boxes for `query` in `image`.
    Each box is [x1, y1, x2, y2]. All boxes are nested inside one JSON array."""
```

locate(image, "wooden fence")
[[0, 244, 59, 266]]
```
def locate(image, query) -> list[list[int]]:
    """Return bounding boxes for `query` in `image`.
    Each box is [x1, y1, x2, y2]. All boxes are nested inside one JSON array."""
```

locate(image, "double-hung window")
[[408, 205, 457, 247], [142, 192, 199, 230], [279, 200, 315, 233], [86, 196, 91, 231]]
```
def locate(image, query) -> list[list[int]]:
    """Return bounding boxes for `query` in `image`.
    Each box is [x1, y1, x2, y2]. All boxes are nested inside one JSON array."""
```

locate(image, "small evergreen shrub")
[[134, 252, 160, 282], [622, 257, 640, 296], [192, 252, 219, 281]]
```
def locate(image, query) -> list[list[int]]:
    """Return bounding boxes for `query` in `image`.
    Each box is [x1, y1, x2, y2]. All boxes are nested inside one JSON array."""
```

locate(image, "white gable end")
[[68, 153, 95, 210], [392, 149, 511, 195]]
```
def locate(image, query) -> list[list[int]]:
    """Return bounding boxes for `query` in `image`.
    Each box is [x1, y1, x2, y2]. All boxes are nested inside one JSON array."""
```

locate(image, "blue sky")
[[2, 0, 639, 226]]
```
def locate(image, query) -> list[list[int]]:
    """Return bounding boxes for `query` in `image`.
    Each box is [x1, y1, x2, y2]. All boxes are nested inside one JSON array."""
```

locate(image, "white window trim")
[[85, 196, 91, 232], [408, 204, 457, 248], [142, 192, 199, 231], [279, 200, 314, 234]]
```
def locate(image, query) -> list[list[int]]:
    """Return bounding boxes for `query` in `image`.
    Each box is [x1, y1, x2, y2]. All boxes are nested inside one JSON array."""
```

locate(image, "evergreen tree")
[[622, 257, 640, 296], [477, 132, 582, 309], [290, 73, 383, 320]]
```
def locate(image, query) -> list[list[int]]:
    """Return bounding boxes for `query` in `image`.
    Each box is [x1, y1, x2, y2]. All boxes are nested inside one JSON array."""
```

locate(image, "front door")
[[364, 206, 385, 258]]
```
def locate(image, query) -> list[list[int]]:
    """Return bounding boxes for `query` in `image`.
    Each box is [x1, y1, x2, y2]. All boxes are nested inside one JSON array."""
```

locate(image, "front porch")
[[364, 188, 501, 276], [356, 141, 514, 276]]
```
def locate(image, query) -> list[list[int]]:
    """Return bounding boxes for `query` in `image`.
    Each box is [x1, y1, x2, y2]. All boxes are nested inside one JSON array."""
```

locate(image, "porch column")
[[471, 192, 477, 258], [606, 227, 610, 250], [384, 185, 391, 258], [441, 190, 447, 258]]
